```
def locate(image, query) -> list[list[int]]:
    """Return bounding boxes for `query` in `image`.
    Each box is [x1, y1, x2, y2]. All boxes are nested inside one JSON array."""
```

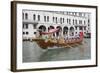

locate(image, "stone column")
[[77, 27, 80, 34], [67, 29, 70, 39], [55, 32, 57, 38]]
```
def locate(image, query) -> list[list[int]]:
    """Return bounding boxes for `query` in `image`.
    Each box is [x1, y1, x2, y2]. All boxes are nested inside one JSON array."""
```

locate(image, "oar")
[[63, 45, 69, 48], [67, 45, 73, 48], [82, 39, 87, 44], [75, 43, 80, 46]]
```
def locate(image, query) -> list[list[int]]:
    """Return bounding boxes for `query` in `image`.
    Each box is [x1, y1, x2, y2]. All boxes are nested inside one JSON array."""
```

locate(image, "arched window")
[[79, 26, 83, 30], [84, 20, 86, 25], [70, 27, 74, 36], [56, 17, 57, 23], [75, 19, 77, 24], [44, 16, 46, 22], [79, 20, 82, 24], [67, 18, 68, 23], [88, 19, 90, 24], [48, 26, 54, 31], [60, 18, 62, 24], [38, 25, 46, 32], [25, 13, 28, 19], [23, 23, 26, 29], [33, 14, 36, 20], [75, 12, 77, 16], [48, 26, 55, 37], [53, 17, 54, 22], [26, 24, 28, 29], [63, 26, 68, 35], [69, 19, 71, 24], [47, 16, 49, 22], [63, 18, 64, 23], [84, 27, 86, 30], [38, 15, 40, 21], [73, 19, 74, 25], [23, 13, 24, 19], [75, 26, 77, 30], [79, 13, 82, 16], [56, 26, 62, 37]]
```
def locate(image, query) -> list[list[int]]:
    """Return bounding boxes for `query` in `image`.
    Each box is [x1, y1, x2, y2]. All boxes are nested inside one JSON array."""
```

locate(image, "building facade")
[[22, 10, 91, 40]]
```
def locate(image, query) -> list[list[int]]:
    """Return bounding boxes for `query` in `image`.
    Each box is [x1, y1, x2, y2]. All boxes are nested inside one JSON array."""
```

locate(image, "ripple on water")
[[23, 39, 91, 62]]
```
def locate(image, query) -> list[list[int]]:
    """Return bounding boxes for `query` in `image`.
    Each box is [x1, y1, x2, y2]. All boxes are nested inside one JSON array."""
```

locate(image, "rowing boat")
[[32, 32, 83, 49]]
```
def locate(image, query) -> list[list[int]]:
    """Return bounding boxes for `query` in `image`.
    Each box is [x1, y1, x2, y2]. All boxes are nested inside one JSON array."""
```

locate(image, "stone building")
[[22, 10, 91, 40]]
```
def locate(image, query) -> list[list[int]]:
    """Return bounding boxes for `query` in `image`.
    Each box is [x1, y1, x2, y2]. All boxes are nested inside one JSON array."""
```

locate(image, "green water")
[[23, 38, 91, 62]]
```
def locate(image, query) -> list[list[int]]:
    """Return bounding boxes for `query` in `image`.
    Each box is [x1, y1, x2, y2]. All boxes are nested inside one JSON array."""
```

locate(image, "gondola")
[[32, 29, 84, 49]]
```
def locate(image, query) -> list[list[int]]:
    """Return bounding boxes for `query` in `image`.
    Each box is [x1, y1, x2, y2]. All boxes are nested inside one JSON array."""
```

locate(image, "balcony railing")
[[75, 24, 86, 27], [23, 20, 38, 24]]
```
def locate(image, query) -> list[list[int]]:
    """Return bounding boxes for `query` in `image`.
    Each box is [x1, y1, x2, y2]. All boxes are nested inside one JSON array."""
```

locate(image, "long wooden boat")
[[32, 32, 84, 49]]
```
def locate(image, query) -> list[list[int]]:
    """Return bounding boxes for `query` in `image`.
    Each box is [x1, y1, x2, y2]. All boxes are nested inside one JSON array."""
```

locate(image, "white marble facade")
[[22, 10, 91, 40]]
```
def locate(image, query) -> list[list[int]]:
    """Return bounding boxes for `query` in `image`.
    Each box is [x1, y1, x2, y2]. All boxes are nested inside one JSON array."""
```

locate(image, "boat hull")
[[32, 38, 83, 49]]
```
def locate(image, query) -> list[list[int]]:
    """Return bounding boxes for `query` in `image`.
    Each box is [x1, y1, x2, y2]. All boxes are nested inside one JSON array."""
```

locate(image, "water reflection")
[[23, 38, 91, 62]]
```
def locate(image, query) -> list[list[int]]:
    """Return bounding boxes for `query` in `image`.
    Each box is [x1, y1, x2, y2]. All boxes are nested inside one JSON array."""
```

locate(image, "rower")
[[64, 35, 68, 43]]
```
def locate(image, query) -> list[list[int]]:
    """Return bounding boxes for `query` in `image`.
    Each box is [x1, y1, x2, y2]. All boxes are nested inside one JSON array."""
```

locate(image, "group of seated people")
[[41, 33, 81, 43], [64, 34, 80, 43], [55, 34, 81, 43]]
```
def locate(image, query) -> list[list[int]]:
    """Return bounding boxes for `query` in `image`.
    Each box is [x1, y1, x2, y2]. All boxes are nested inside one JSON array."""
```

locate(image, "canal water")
[[23, 38, 91, 63]]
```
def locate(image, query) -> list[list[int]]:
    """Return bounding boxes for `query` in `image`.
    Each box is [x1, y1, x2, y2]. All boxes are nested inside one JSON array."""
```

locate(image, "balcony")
[[23, 20, 38, 24], [75, 24, 86, 27]]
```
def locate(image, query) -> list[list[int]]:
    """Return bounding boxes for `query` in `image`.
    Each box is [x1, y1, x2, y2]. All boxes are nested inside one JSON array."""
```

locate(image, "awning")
[[41, 28, 59, 35]]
